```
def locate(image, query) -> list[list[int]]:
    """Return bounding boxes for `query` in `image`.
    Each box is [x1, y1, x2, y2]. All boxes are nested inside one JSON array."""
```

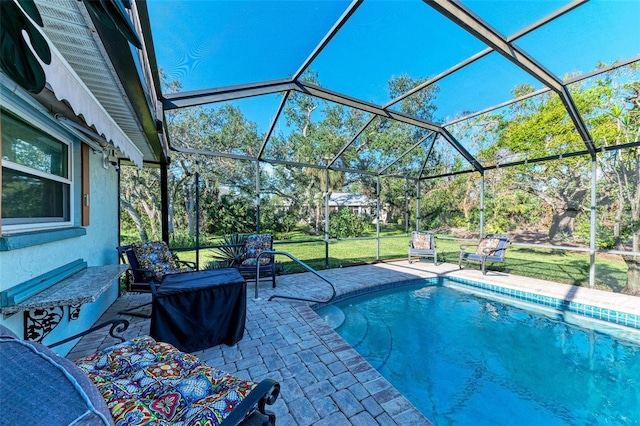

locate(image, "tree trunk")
[[120, 199, 148, 241], [138, 199, 159, 239], [168, 199, 174, 234], [315, 202, 321, 235], [548, 209, 578, 240], [621, 255, 640, 295], [185, 185, 196, 236]]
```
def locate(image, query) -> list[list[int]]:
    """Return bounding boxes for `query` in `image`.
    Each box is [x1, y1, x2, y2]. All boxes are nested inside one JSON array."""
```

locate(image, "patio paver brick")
[[312, 395, 340, 418], [332, 389, 365, 418], [289, 397, 321, 425], [314, 411, 351, 426]]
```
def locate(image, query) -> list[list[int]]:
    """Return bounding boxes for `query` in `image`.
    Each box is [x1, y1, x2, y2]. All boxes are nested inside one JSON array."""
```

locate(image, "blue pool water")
[[316, 281, 640, 425]]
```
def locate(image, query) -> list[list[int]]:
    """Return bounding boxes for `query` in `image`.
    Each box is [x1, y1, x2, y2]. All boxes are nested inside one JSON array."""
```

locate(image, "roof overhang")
[[1, 0, 166, 166]]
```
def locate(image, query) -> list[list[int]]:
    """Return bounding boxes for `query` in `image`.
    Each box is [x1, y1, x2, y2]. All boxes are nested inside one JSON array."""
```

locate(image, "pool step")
[[317, 304, 345, 329], [318, 304, 394, 371]]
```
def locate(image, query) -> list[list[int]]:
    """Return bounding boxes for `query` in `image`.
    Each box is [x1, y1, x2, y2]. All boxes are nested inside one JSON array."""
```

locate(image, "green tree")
[[587, 64, 640, 294], [494, 85, 594, 240], [119, 167, 161, 241], [121, 89, 260, 244], [205, 194, 256, 235]]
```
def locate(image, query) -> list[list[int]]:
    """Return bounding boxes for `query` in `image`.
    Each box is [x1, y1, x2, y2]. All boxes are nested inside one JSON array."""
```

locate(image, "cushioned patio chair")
[[237, 234, 276, 288], [118, 241, 196, 292], [459, 234, 511, 275], [0, 321, 280, 426], [408, 231, 438, 264], [117, 241, 196, 317]]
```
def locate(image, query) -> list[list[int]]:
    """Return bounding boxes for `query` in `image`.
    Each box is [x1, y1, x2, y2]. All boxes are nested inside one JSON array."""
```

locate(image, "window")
[[2, 110, 72, 232]]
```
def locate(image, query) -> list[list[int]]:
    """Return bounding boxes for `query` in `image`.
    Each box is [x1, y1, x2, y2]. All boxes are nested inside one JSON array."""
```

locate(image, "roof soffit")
[[32, 0, 158, 163]]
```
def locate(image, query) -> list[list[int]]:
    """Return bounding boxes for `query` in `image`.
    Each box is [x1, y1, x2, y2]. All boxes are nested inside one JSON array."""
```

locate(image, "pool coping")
[[312, 275, 640, 330]]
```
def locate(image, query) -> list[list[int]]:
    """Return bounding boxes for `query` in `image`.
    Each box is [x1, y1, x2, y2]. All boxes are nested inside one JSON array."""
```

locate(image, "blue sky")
[[148, 0, 640, 130]]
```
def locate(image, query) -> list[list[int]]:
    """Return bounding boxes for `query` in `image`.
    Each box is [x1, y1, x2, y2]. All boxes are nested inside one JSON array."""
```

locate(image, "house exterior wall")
[[0, 94, 121, 355]]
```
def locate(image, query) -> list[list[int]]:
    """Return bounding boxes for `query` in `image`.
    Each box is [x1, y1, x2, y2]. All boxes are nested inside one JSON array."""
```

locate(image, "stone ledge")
[[0, 264, 129, 315]]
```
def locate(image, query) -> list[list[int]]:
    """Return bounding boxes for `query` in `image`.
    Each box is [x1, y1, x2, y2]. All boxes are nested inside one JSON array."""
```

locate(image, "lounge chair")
[[0, 320, 280, 425], [117, 241, 196, 292], [116, 241, 196, 317], [237, 234, 276, 288], [408, 231, 438, 264], [459, 234, 511, 275]]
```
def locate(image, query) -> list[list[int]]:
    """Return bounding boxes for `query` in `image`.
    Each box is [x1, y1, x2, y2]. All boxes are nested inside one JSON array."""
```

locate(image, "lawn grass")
[[172, 233, 629, 293]]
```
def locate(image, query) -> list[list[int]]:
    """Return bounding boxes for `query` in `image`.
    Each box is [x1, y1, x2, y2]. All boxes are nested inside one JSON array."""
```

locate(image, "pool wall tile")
[[316, 276, 640, 331], [447, 277, 640, 330]]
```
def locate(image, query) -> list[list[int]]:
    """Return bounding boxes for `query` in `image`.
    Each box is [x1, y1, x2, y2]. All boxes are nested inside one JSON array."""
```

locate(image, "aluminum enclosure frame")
[[143, 0, 639, 289]]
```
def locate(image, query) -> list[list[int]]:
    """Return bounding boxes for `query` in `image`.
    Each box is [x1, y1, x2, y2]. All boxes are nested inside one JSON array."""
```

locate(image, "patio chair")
[[237, 234, 276, 288], [459, 234, 511, 275], [117, 241, 196, 317], [0, 321, 280, 425], [118, 241, 196, 292], [408, 231, 438, 264]]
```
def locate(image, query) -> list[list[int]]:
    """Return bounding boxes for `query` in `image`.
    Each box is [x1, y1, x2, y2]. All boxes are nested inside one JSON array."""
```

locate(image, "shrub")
[[329, 208, 367, 238], [169, 231, 197, 248], [207, 233, 246, 267]]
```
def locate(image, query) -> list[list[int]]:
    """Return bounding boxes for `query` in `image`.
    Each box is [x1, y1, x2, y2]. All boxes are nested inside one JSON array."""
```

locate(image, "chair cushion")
[[74, 337, 259, 426], [132, 241, 192, 279], [412, 233, 432, 250], [475, 237, 500, 255], [0, 325, 113, 425], [241, 257, 272, 266], [243, 234, 273, 262]]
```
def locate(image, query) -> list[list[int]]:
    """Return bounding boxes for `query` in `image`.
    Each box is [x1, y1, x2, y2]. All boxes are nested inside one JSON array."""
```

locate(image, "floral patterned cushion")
[[74, 337, 258, 426], [241, 234, 273, 265], [132, 242, 192, 280], [241, 257, 272, 267], [475, 237, 501, 255], [412, 233, 432, 250]]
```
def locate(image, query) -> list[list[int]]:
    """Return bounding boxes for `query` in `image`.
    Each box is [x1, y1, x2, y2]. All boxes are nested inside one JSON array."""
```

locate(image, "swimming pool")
[[316, 278, 640, 425]]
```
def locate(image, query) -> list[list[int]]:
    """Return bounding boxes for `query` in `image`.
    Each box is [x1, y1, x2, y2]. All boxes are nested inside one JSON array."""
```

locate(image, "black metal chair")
[[117, 241, 196, 317], [237, 234, 277, 288]]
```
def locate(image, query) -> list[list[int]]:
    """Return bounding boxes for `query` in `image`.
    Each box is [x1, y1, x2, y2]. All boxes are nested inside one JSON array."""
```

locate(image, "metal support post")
[[416, 180, 421, 231], [195, 158, 200, 267], [480, 173, 485, 237], [255, 161, 261, 233], [405, 177, 409, 234], [325, 168, 330, 269], [160, 162, 169, 243], [589, 159, 597, 288], [376, 176, 381, 260]]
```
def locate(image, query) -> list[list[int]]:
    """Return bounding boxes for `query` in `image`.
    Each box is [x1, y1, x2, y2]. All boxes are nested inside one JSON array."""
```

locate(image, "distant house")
[[326, 192, 389, 224], [328, 192, 375, 217]]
